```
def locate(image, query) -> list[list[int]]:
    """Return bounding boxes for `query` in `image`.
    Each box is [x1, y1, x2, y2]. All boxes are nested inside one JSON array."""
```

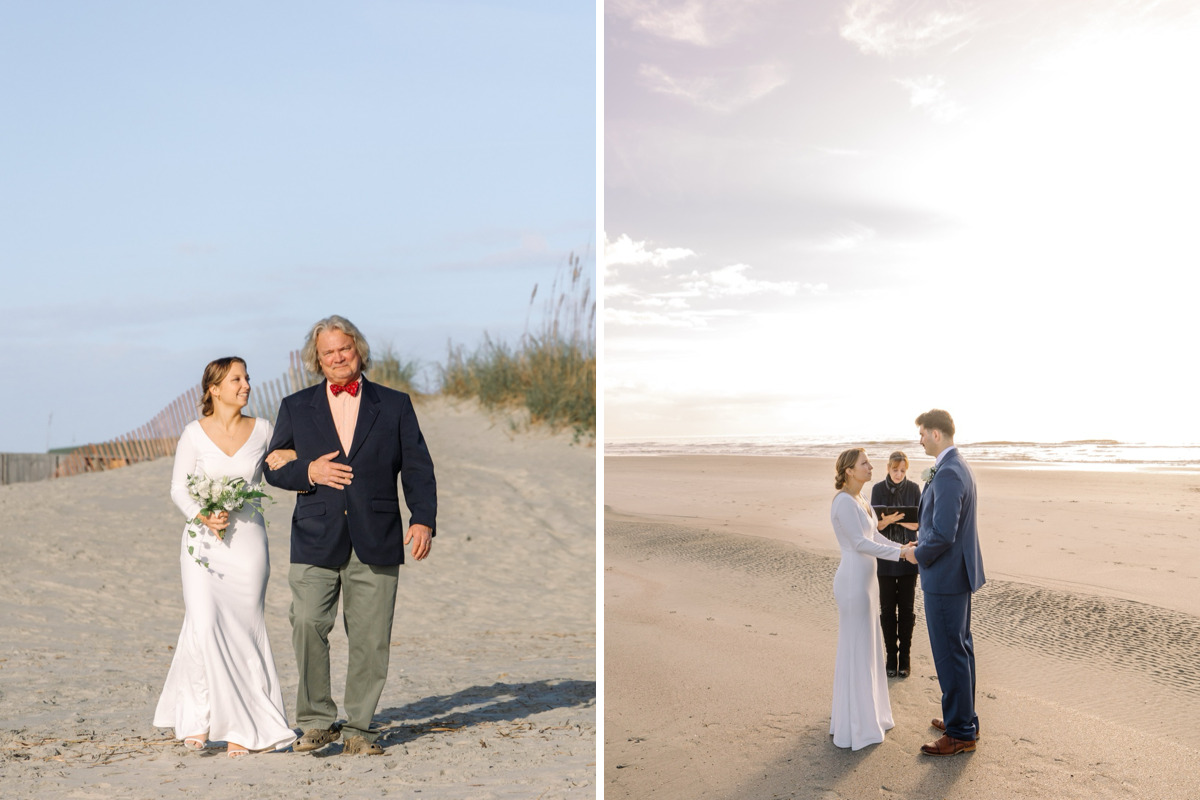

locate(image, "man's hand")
[[308, 451, 353, 489], [901, 546, 919, 565], [405, 523, 433, 561]]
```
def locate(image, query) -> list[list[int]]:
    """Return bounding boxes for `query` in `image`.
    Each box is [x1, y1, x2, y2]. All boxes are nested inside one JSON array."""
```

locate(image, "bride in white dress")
[[829, 448, 915, 750], [154, 357, 298, 757]]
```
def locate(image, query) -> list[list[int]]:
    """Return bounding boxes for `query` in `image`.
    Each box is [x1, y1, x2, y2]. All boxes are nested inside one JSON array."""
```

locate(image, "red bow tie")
[[329, 380, 360, 397]]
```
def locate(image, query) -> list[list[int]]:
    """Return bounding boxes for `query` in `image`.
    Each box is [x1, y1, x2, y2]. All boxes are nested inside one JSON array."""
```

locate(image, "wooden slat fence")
[[46, 351, 316, 480], [0, 453, 73, 484]]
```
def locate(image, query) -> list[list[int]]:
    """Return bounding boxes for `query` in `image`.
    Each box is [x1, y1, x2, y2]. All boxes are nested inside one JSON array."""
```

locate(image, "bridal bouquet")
[[185, 472, 271, 566]]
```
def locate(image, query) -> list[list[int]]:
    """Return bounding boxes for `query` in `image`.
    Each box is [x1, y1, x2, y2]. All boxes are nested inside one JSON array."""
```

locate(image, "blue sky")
[[604, 0, 1200, 446], [1, 1, 595, 453]]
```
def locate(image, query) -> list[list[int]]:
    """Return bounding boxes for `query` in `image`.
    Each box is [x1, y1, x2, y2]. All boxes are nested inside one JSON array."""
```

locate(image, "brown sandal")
[[342, 735, 384, 755]]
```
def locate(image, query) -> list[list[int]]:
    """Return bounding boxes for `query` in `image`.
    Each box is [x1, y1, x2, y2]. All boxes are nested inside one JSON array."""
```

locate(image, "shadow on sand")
[[318, 678, 594, 753], [711, 721, 974, 800]]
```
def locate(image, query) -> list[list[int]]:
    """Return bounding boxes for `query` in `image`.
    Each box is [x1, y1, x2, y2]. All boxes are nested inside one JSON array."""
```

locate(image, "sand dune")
[[605, 455, 1200, 799], [0, 398, 596, 799]]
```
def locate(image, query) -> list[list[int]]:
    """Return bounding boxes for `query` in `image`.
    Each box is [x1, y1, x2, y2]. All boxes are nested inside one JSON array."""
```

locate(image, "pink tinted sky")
[[604, 0, 1200, 445]]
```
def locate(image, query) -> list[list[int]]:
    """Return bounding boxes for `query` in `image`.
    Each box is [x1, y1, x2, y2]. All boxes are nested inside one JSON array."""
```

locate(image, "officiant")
[[872, 451, 922, 678]]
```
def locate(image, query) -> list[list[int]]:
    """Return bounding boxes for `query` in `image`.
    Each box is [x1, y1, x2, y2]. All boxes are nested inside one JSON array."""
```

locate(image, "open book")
[[871, 505, 919, 524]]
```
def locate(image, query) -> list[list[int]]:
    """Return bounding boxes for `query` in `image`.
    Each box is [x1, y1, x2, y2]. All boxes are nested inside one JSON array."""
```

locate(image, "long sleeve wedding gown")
[[829, 491, 903, 750], [153, 418, 296, 751]]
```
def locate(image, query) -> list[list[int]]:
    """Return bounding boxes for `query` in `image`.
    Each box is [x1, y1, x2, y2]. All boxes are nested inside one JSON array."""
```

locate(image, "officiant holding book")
[[871, 451, 921, 678]]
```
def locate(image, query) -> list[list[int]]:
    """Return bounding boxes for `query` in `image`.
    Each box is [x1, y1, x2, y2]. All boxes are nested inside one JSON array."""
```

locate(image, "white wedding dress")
[[154, 418, 296, 751], [829, 492, 903, 750]]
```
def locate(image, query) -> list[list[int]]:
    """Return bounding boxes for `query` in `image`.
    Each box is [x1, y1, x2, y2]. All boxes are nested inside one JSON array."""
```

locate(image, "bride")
[[154, 357, 298, 757], [829, 448, 915, 750]]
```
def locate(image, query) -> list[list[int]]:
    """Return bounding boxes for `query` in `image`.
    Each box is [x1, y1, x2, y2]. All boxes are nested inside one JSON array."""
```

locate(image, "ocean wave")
[[604, 438, 1200, 469]]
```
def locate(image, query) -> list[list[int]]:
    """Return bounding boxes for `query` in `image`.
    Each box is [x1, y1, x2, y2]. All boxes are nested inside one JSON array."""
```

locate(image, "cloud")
[[606, 232, 809, 330], [604, 281, 640, 299], [605, 306, 712, 328], [895, 74, 965, 121], [810, 222, 878, 252], [611, 0, 711, 45], [605, 233, 697, 276], [840, 0, 977, 57], [632, 295, 692, 309], [679, 263, 799, 297], [608, 0, 769, 47], [638, 61, 788, 113]]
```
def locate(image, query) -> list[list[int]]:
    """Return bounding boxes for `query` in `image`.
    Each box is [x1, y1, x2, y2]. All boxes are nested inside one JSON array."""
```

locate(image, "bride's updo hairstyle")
[[301, 315, 372, 377], [834, 448, 866, 490], [200, 356, 247, 417]]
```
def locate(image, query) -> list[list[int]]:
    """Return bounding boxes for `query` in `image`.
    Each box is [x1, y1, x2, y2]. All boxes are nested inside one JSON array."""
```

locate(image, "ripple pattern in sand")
[[607, 520, 1200, 700]]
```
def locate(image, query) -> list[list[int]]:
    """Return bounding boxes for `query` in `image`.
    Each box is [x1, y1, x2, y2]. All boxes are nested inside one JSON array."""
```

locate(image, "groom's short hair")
[[915, 409, 955, 438]]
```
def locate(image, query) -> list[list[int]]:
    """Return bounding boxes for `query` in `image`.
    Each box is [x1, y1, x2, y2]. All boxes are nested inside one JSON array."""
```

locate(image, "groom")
[[902, 409, 985, 756], [266, 315, 437, 755]]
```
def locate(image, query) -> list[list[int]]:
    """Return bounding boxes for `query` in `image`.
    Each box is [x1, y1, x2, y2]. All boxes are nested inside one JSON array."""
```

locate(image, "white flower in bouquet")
[[184, 472, 272, 568]]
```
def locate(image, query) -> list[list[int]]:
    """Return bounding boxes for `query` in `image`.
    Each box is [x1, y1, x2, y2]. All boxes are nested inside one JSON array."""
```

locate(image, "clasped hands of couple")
[[880, 509, 919, 564]]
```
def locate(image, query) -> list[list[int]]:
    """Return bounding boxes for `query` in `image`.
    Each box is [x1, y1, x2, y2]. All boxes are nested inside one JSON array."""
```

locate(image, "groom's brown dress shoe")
[[931, 718, 981, 740], [921, 733, 976, 756], [294, 726, 341, 752]]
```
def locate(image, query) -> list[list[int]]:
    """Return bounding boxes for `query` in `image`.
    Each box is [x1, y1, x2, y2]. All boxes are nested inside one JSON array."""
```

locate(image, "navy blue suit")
[[264, 378, 437, 568], [915, 447, 985, 741]]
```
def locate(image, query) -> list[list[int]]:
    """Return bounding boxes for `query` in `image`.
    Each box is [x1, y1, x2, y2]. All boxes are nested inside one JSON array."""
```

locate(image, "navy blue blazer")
[[914, 448, 985, 595], [264, 378, 437, 568]]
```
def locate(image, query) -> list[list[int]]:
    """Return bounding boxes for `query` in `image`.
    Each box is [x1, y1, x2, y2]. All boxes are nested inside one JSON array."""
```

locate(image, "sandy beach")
[[605, 455, 1200, 799], [0, 398, 596, 799]]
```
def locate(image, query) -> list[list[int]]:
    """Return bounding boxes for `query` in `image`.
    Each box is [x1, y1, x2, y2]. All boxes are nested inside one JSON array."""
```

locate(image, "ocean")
[[604, 436, 1200, 471]]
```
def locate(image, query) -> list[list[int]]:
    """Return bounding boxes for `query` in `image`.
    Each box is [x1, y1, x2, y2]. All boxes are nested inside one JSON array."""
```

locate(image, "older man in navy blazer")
[[901, 409, 985, 756], [266, 315, 437, 756]]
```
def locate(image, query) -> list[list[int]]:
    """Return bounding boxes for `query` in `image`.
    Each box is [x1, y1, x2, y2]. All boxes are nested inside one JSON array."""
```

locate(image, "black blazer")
[[265, 378, 437, 567], [871, 477, 921, 577]]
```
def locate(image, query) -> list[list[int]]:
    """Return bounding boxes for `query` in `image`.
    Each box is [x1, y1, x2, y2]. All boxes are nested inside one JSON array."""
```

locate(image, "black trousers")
[[878, 573, 918, 658]]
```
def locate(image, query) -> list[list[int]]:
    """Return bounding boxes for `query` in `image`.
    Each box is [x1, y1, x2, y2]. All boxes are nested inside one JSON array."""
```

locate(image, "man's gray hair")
[[301, 315, 372, 376]]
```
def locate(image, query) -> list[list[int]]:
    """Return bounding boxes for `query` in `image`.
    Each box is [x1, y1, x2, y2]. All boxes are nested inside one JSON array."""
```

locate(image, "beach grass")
[[42, 260, 594, 472], [369, 343, 422, 395], [439, 252, 596, 441]]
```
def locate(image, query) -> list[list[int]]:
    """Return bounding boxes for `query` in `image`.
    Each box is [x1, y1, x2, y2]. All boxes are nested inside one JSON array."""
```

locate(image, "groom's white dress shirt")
[[935, 445, 957, 469]]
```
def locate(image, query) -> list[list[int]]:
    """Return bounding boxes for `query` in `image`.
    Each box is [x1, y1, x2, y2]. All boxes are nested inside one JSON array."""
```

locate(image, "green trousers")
[[289, 551, 399, 742]]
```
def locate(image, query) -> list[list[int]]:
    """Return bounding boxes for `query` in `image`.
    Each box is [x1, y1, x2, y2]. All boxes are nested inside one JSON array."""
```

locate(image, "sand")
[[604, 455, 1200, 799], [0, 397, 596, 799]]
